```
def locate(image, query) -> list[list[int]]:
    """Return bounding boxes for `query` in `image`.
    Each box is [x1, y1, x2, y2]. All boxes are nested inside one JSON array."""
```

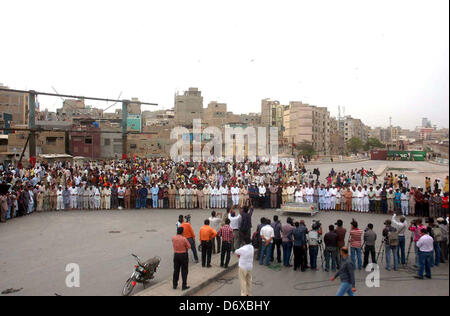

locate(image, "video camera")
[[184, 214, 191, 223], [312, 219, 322, 231]]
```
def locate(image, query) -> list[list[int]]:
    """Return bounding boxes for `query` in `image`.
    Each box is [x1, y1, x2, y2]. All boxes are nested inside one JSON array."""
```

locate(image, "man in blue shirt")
[[151, 184, 159, 208], [138, 185, 148, 209], [318, 186, 326, 210]]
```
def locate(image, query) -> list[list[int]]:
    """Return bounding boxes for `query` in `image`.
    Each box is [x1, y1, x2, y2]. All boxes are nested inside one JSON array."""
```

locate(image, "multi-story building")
[[0, 84, 30, 125], [341, 116, 369, 143], [283, 101, 331, 155], [174, 88, 203, 127], [261, 99, 284, 129], [204, 101, 228, 127]]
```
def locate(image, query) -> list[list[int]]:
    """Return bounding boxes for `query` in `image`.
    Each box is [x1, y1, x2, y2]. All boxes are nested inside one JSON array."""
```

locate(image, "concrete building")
[[100, 131, 123, 159], [204, 101, 228, 127], [127, 98, 142, 115], [261, 99, 284, 129], [0, 84, 30, 125], [69, 126, 101, 159], [174, 88, 203, 127], [341, 116, 369, 143], [56, 99, 103, 122], [283, 101, 331, 155]]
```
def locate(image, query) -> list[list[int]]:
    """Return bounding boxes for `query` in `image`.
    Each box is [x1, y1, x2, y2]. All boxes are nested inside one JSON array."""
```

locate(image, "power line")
[[0, 87, 158, 106]]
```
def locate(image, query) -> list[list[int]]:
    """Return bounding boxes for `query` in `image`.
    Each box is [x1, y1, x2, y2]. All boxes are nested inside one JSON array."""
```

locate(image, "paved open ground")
[[0, 161, 448, 296]]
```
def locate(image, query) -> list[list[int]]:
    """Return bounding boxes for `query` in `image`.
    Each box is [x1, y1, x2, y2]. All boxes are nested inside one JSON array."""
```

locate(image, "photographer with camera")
[[363, 223, 377, 268], [178, 214, 199, 264], [209, 211, 223, 254], [383, 219, 399, 271], [409, 218, 426, 268], [392, 214, 407, 265], [324, 225, 338, 272], [307, 220, 322, 271]]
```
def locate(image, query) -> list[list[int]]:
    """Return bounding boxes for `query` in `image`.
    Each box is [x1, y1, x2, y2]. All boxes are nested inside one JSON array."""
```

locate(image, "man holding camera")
[[307, 221, 322, 271], [324, 225, 338, 272], [179, 215, 199, 264], [383, 219, 399, 271], [363, 223, 377, 268]]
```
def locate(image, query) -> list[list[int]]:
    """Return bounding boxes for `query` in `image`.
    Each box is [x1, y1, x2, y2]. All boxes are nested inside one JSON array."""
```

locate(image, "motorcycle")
[[122, 253, 161, 296]]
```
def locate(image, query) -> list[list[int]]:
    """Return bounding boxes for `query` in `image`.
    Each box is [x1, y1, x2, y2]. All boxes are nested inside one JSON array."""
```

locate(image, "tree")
[[347, 137, 364, 154], [364, 137, 385, 151], [295, 141, 316, 159]]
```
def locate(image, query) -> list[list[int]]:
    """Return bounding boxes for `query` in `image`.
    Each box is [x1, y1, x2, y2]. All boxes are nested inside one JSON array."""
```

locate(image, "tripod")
[[403, 234, 417, 270], [318, 242, 325, 269], [376, 239, 386, 263]]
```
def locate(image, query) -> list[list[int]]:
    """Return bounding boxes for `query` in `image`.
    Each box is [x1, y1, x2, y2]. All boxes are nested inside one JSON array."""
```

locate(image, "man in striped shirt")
[[349, 220, 363, 270], [218, 218, 234, 268]]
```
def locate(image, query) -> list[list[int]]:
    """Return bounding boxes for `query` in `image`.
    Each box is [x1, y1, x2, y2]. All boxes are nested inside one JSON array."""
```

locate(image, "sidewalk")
[[306, 158, 370, 165], [135, 253, 238, 296]]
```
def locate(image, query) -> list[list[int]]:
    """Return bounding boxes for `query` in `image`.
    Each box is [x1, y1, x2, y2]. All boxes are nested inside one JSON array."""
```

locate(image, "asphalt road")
[[0, 161, 448, 296]]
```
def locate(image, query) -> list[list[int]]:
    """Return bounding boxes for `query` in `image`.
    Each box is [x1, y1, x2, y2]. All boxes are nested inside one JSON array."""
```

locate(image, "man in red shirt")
[[349, 220, 363, 270], [218, 218, 234, 268], [172, 227, 191, 290]]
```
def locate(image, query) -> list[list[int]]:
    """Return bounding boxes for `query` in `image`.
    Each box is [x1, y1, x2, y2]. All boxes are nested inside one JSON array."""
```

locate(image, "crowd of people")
[[1, 157, 448, 296], [172, 205, 449, 296], [1, 158, 448, 223]]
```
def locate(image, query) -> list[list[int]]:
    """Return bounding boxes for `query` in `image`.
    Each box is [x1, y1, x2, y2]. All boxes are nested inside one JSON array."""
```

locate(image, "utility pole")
[[122, 100, 128, 159], [29, 91, 37, 165]]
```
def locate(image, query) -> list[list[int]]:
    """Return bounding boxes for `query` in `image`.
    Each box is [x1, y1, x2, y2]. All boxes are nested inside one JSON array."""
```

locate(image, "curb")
[[182, 261, 238, 296], [134, 255, 239, 297], [306, 159, 370, 165]]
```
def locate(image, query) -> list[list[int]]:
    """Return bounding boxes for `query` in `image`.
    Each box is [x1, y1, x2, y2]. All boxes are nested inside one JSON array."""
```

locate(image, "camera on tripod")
[[184, 214, 191, 222], [312, 219, 321, 231]]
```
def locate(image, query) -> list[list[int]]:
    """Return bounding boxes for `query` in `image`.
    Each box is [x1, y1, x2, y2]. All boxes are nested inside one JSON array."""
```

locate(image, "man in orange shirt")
[[199, 219, 217, 268], [172, 227, 191, 290], [180, 217, 199, 263]]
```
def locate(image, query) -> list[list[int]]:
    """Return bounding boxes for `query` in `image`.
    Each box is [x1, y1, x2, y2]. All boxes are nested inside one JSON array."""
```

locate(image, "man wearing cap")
[[83, 184, 90, 210], [56, 185, 64, 211], [172, 226, 191, 291], [179, 184, 186, 209], [383, 219, 399, 271]]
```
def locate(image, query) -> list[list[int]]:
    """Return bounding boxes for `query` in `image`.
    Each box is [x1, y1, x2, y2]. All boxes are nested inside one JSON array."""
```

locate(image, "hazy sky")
[[1, 0, 448, 130]]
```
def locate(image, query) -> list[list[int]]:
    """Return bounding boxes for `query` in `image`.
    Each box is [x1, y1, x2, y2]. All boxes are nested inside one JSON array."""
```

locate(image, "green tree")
[[296, 141, 316, 159], [347, 137, 364, 154], [364, 137, 385, 151]]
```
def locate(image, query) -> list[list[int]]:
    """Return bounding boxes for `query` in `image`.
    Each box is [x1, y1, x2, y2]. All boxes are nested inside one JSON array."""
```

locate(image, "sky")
[[0, 0, 448, 130]]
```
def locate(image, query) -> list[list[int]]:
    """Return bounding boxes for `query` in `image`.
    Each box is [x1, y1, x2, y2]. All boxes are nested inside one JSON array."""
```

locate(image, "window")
[[46, 137, 57, 145], [104, 139, 111, 146], [130, 144, 137, 149], [85, 137, 92, 144]]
